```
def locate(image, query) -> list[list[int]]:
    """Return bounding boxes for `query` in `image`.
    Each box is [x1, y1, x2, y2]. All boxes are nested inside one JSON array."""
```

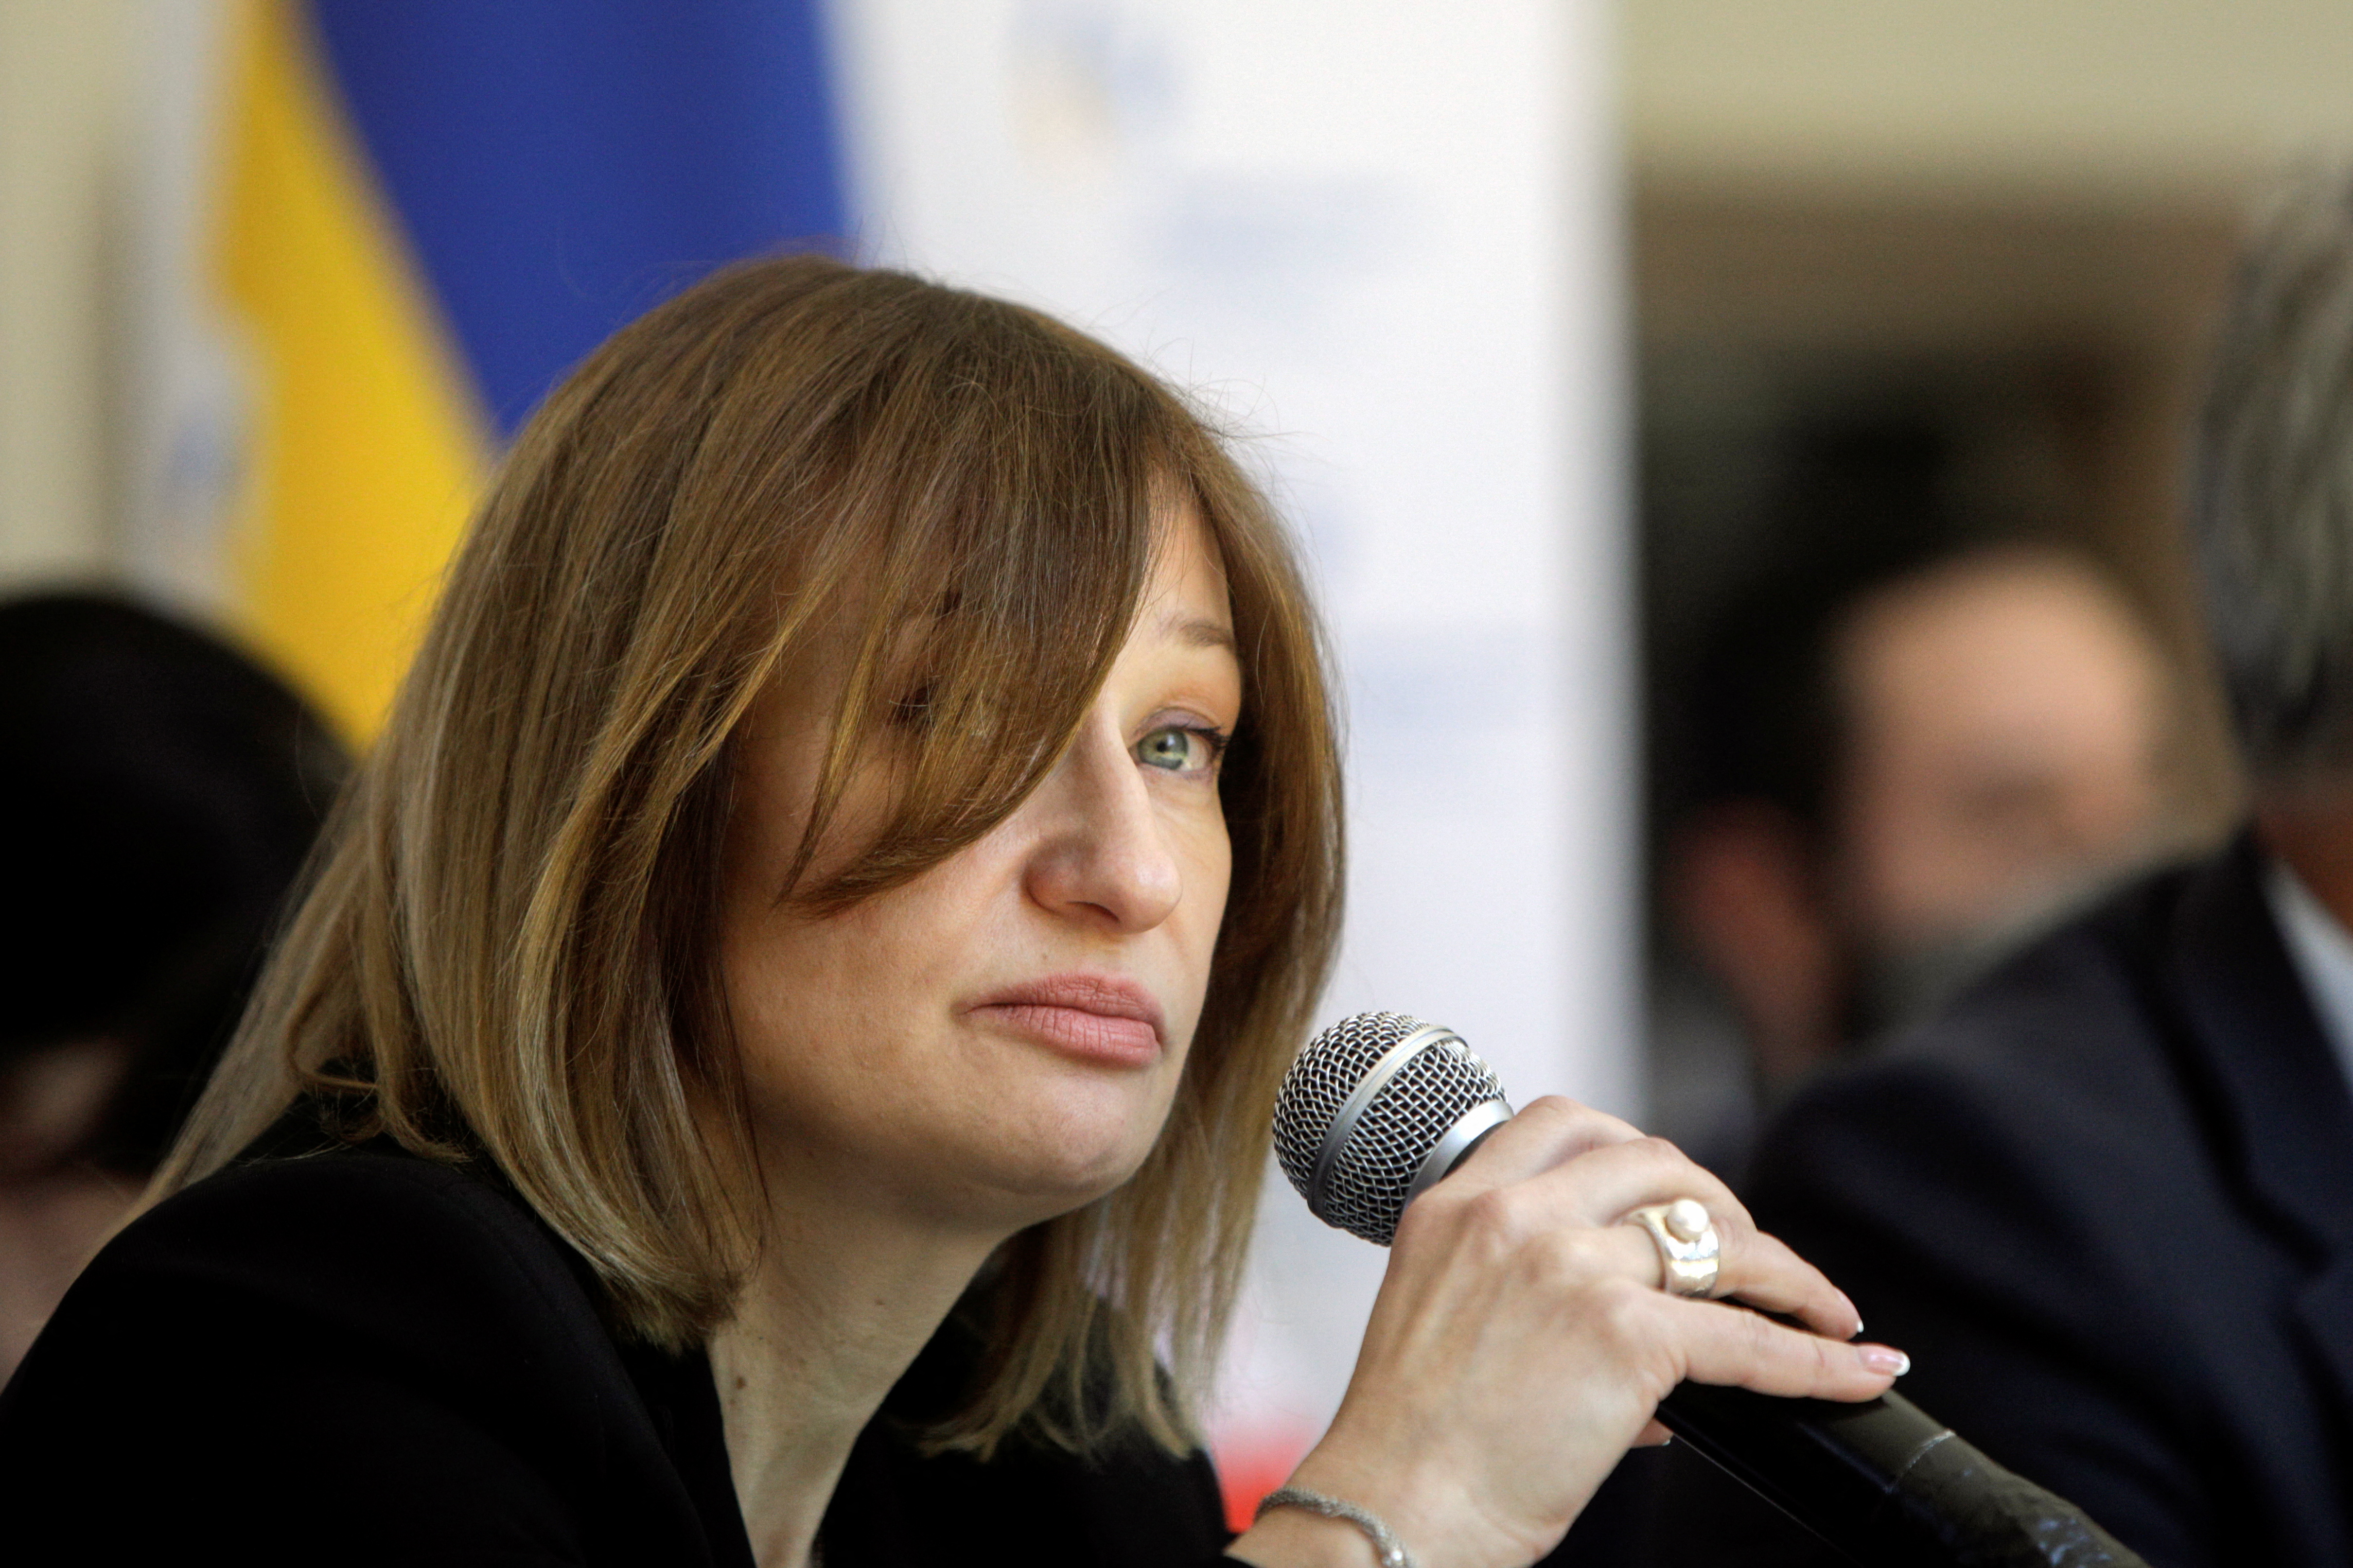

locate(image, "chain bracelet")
[[1253, 1485, 1417, 1568]]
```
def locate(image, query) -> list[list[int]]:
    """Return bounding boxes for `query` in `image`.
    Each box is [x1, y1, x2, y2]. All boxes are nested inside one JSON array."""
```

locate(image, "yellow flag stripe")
[[214, 0, 490, 743]]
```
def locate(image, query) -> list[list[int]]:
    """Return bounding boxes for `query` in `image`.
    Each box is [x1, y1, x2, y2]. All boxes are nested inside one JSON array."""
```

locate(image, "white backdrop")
[[825, 0, 1635, 1478]]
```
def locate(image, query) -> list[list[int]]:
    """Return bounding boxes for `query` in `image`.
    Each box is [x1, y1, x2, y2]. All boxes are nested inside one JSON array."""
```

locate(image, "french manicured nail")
[[1859, 1346, 1910, 1377]]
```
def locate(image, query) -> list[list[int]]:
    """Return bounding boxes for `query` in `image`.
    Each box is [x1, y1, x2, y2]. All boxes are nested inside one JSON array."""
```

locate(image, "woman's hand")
[[1228, 1097, 1907, 1568]]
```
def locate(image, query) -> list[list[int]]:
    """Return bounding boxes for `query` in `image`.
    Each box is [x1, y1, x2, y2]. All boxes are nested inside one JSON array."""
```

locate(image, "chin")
[[869, 1065, 1179, 1230], [972, 1115, 1164, 1222], [1022, 1138, 1158, 1208]]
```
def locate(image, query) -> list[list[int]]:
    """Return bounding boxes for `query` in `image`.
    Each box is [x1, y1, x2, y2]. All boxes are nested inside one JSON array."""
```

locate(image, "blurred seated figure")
[[1674, 174, 2353, 1567], [0, 592, 346, 1379], [1667, 533, 2177, 1164]]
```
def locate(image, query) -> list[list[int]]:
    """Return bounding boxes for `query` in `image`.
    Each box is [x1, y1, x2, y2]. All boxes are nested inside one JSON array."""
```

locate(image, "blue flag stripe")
[[308, 0, 848, 439]]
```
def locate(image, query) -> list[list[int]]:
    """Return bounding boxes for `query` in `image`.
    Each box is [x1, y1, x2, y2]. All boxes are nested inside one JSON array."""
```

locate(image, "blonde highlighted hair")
[[154, 256, 1343, 1456]]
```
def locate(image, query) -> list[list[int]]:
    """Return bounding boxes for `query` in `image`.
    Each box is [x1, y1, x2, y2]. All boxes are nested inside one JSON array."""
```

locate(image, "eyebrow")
[[1162, 614, 1236, 652]]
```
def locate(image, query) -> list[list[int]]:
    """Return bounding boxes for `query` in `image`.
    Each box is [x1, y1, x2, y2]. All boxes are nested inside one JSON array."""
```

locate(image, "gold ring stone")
[[1627, 1199, 1722, 1297]]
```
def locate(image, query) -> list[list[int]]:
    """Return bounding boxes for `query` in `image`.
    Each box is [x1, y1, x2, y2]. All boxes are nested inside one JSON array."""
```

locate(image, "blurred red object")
[[1214, 1429, 1316, 1534]]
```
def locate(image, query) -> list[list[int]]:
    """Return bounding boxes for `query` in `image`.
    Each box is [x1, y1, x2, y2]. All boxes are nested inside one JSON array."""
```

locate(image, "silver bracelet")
[[1254, 1485, 1418, 1568]]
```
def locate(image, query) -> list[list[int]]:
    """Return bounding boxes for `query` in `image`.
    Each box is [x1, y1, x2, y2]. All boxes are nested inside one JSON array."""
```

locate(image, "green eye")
[[1137, 725, 1223, 773]]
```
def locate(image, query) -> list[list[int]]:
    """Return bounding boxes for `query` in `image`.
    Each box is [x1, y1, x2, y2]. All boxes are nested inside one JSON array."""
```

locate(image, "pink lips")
[[967, 974, 1165, 1068]]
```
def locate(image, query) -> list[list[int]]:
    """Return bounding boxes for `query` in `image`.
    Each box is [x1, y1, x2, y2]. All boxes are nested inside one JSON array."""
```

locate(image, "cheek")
[[719, 907, 856, 1112], [1160, 812, 1234, 1046], [1172, 790, 1233, 912], [1194, 801, 1234, 893], [718, 848, 1011, 1098]]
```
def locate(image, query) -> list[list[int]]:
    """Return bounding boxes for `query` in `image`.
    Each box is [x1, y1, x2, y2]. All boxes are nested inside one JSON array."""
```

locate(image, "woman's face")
[[720, 510, 1240, 1236]]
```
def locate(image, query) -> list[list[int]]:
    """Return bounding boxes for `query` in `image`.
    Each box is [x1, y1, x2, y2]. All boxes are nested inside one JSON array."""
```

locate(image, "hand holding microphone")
[[1230, 1014, 1906, 1568], [1232, 1014, 2149, 1568]]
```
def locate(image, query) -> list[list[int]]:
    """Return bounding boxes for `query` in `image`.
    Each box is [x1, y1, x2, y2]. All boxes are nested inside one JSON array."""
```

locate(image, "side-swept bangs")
[[154, 256, 1343, 1459]]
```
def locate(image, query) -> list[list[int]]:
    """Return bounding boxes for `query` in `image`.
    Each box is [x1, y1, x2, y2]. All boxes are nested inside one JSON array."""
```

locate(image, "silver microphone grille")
[[1274, 1011, 1509, 1246]]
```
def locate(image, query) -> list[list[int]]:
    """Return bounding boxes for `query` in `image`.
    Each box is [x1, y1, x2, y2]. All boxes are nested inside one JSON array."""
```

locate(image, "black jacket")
[[0, 1144, 1239, 1566], [1705, 837, 2353, 1567]]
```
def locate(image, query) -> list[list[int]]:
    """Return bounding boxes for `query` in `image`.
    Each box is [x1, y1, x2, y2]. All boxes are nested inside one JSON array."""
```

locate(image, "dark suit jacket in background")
[[1636, 837, 2353, 1568], [0, 1145, 1238, 1566]]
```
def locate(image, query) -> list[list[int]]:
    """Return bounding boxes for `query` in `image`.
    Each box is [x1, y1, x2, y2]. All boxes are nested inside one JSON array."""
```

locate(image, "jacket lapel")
[[2164, 835, 2353, 1427]]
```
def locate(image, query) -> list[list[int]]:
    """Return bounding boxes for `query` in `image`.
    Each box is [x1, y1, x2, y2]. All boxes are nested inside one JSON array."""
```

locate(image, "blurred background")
[[5, 0, 2353, 1529], [1622, 0, 2349, 1171]]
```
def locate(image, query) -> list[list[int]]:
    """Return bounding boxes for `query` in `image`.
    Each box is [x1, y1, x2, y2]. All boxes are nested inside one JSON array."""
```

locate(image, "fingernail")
[[1859, 1346, 1910, 1377]]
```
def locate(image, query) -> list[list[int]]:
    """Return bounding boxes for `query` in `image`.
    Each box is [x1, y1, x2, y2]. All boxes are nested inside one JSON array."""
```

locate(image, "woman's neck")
[[708, 1173, 1003, 1568]]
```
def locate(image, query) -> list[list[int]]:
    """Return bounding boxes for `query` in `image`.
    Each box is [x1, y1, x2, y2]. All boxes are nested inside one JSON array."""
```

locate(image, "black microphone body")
[[1656, 1383, 2142, 1568], [1274, 1012, 2150, 1568]]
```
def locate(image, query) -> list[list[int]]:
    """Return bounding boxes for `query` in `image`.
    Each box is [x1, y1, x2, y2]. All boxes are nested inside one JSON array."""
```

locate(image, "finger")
[[1445, 1095, 1647, 1187], [1633, 1420, 1674, 1447], [1484, 1140, 1862, 1342], [1535, 1222, 1678, 1289], [1670, 1294, 1909, 1402], [1504, 1133, 1753, 1233], [1711, 1229, 1864, 1342], [1529, 1213, 1848, 1343], [1408, 1123, 1870, 1346], [1602, 1208, 1860, 1343]]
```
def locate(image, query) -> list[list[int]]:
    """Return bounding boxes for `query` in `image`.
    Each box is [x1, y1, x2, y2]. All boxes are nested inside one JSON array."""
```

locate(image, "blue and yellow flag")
[[213, 0, 845, 738]]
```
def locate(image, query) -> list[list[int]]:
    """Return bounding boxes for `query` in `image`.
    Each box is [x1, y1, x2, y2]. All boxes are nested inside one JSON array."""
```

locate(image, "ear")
[[1668, 801, 1844, 1084]]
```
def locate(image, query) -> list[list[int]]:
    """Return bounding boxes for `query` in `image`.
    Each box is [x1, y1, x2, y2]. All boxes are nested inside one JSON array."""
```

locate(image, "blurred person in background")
[[1666, 478, 2178, 1175], [0, 592, 347, 1380], [1670, 173, 2353, 1567]]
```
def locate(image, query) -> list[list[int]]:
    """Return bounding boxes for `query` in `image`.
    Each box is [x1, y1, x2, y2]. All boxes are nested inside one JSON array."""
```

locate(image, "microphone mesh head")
[[1274, 1011, 1507, 1245], [1272, 1011, 1423, 1197]]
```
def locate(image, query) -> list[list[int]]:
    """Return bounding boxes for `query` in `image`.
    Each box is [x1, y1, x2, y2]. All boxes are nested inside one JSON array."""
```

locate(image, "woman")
[[0, 258, 1901, 1568]]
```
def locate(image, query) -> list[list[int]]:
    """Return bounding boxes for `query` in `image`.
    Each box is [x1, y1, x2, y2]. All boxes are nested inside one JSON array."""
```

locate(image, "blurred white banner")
[[826, 0, 1632, 1499]]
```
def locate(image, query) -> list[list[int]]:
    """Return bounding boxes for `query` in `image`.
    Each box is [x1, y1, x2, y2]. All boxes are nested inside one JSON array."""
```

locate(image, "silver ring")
[[1625, 1198, 1721, 1297]]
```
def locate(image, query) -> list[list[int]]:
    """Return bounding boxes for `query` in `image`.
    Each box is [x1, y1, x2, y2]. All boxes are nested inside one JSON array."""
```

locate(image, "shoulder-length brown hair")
[[154, 255, 1342, 1456]]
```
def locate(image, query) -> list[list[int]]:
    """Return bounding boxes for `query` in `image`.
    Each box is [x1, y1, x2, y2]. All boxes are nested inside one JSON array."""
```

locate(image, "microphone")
[[1273, 1011, 2151, 1568]]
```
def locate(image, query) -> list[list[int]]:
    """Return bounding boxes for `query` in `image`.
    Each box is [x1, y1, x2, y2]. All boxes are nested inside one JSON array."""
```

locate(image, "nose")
[[1020, 719, 1184, 933]]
